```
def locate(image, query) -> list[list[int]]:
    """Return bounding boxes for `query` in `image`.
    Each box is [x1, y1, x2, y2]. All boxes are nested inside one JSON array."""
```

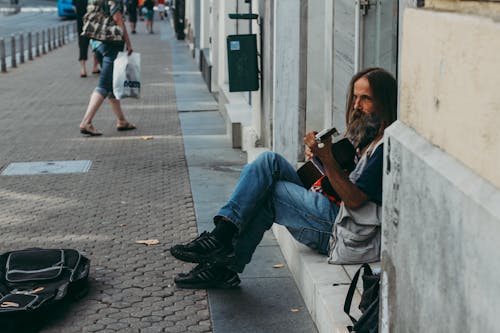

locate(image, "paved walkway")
[[0, 18, 317, 333]]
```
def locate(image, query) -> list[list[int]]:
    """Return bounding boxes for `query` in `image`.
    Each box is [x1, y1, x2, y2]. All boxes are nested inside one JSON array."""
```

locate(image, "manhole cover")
[[1, 160, 92, 176]]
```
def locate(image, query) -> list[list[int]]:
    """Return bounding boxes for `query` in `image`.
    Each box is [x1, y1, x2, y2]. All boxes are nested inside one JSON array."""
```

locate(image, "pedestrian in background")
[[138, 0, 145, 21], [73, 0, 100, 77], [143, 0, 155, 34], [79, 0, 136, 136], [127, 0, 138, 34], [157, 0, 165, 20]]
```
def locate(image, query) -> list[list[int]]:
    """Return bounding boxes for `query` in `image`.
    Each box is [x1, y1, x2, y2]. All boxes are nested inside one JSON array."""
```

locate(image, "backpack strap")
[[344, 263, 373, 329]]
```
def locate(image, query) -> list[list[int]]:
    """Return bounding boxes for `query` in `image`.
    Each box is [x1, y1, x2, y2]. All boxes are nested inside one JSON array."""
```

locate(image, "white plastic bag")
[[113, 51, 141, 99]]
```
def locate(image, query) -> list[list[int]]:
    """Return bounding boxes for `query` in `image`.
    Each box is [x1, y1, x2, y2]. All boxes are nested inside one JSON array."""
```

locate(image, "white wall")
[[306, 0, 328, 133], [383, 121, 500, 333], [382, 7, 500, 332], [332, 0, 356, 134], [272, 0, 302, 161]]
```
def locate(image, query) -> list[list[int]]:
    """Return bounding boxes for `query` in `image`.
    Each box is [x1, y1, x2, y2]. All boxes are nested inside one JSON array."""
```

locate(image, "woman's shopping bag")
[[113, 52, 141, 99]]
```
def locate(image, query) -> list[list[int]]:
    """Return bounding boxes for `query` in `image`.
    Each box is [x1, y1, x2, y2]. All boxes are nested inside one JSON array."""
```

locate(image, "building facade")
[[179, 0, 500, 331]]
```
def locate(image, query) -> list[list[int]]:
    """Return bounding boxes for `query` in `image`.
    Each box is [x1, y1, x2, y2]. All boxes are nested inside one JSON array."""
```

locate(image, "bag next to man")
[[0, 248, 90, 330]]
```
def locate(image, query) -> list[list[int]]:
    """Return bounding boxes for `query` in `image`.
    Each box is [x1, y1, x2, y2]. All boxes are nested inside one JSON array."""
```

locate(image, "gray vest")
[[328, 139, 383, 264]]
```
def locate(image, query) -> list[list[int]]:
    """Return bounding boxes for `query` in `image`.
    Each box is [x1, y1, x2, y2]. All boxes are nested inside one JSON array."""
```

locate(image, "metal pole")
[[42, 30, 47, 54], [19, 33, 24, 63], [59, 26, 63, 46], [248, 1, 252, 105], [46, 29, 51, 52], [36, 31, 40, 56], [28, 32, 33, 60], [0, 38, 6, 73], [10, 35, 16, 68], [52, 27, 56, 49]]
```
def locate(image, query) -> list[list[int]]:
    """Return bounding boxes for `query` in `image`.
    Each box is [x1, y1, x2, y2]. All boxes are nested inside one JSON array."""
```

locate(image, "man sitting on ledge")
[[170, 67, 397, 289]]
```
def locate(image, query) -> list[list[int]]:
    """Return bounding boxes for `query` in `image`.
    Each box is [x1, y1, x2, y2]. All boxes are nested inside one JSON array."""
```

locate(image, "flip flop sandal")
[[116, 123, 137, 131]]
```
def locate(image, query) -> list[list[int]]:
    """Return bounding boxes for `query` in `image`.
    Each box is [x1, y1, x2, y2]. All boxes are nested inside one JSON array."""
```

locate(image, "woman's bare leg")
[[108, 98, 135, 128], [79, 59, 87, 76], [80, 91, 105, 134]]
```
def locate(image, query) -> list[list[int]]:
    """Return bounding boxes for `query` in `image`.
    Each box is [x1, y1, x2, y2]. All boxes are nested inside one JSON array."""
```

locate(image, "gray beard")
[[345, 110, 382, 150]]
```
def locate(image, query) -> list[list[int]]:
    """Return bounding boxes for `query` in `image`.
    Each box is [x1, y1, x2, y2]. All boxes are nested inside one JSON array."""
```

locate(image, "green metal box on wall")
[[226, 34, 259, 92]]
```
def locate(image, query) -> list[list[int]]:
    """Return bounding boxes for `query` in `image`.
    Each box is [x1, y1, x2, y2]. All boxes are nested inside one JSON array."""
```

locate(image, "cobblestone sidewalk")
[[0, 20, 211, 333]]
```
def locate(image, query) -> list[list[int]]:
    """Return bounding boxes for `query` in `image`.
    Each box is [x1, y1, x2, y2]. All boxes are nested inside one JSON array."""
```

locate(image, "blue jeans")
[[217, 151, 340, 272], [94, 42, 124, 98]]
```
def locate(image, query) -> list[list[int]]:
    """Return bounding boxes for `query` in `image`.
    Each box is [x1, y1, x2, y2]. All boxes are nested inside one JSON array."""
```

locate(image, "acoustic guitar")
[[297, 137, 356, 195]]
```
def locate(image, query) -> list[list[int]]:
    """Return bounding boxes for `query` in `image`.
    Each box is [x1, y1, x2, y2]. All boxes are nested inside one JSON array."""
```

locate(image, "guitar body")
[[297, 160, 323, 189], [297, 138, 356, 191]]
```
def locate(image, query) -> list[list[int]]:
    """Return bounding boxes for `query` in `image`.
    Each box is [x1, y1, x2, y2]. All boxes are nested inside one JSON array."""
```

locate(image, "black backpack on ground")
[[344, 263, 380, 333], [0, 248, 90, 332]]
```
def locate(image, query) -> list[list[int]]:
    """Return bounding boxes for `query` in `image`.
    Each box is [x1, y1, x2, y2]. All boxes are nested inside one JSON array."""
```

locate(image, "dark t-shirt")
[[355, 144, 383, 205], [144, 0, 154, 10], [72, 0, 88, 31]]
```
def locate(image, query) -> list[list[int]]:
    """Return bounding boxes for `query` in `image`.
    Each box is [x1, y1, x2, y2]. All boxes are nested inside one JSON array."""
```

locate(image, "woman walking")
[[143, 0, 155, 34], [79, 0, 136, 136], [127, 0, 138, 34], [72, 0, 99, 77]]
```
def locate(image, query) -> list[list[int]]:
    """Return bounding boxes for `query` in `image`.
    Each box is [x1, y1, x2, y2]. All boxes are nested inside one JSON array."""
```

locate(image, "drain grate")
[[1, 160, 92, 176]]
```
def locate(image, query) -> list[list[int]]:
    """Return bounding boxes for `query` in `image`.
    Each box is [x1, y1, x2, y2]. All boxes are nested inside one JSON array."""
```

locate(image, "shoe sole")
[[175, 276, 241, 289], [175, 280, 240, 289], [80, 129, 102, 136], [170, 247, 235, 266]]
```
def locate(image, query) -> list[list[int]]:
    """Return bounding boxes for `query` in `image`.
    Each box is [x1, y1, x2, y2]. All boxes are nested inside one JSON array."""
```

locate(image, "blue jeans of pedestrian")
[[217, 151, 340, 273], [93, 42, 124, 98]]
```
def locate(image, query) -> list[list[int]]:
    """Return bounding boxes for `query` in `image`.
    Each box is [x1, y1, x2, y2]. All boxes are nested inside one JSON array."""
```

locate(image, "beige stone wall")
[[426, 0, 500, 20], [399, 8, 500, 188]]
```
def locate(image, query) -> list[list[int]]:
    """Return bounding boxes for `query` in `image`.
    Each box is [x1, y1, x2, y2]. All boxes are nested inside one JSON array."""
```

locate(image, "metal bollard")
[[0, 38, 6, 73], [53, 27, 57, 49], [10, 35, 16, 68], [36, 31, 40, 57], [20, 33, 24, 63], [47, 29, 51, 52], [58, 26, 62, 47], [28, 32, 33, 60], [62, 26, 65, 45], [42, 30, 47, 54]]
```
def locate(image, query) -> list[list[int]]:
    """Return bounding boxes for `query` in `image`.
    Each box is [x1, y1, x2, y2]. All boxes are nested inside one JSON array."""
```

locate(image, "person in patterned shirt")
[[79, 0, 136, 136]]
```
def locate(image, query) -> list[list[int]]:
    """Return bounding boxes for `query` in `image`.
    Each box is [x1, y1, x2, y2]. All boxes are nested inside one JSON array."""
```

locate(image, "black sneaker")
[[174, 263, 241, 289], [170, 231, 235, 265]]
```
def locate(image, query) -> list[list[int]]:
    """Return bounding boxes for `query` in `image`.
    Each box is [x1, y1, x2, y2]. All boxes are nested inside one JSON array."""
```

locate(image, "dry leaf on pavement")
[[140, 136, 154, 140], [135, 239, 160, 245], [273, 264, 285, 268]]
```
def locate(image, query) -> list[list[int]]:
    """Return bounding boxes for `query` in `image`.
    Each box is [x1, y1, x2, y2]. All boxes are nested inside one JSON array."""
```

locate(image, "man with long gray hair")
[[170, 67, 397, 289]]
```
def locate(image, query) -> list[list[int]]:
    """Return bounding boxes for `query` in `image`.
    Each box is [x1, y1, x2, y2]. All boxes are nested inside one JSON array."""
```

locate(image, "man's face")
[[352, 77, 375, 114], [347, 77, 381, 149]]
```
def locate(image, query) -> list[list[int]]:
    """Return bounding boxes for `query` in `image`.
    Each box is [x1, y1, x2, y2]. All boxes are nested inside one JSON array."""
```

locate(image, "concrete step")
[[273, 225, 381, 333]]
